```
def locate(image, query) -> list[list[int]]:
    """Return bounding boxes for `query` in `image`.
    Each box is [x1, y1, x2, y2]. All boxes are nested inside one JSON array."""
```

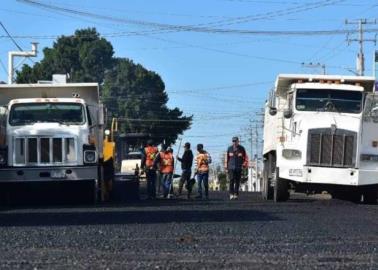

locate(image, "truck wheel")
[[333, 188, 361, 203], [362, 187, 377, 204], [261, 159, 273, 200], [273, 168, 289, 202], [92, 179, 99, 204], [347, 191, 361, 203]]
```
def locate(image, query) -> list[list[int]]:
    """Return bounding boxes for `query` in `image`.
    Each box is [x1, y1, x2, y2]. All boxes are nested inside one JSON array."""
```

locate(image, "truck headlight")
[[282, 149, 302, 160], [360, 154, 378, 161], [84, 150, 97, 164]]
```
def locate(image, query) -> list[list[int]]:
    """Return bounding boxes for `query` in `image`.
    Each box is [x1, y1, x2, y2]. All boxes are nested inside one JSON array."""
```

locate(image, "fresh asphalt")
[[0, 191, 377, 269]]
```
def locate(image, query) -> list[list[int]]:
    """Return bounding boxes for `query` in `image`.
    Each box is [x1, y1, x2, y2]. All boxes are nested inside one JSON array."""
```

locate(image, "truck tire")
[[262, 158, 273, 200], [362, 186, 377, 204], [273, 168, 289, 202], [333, 188, 361, 203], [92, 179, 99, 204], [274, 178, 289, 202]]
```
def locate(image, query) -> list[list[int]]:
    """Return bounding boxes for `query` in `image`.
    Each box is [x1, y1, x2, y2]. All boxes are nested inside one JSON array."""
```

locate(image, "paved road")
[[0, 192, 377, 269]]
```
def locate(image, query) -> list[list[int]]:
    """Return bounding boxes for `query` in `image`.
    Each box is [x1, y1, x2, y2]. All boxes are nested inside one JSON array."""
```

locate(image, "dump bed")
[[0, 83, 99, 106]]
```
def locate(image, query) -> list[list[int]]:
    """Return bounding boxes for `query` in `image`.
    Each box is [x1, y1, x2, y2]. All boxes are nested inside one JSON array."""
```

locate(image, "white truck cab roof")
[[8, 98, 86, 106], [275, 74, 376, 96], [0, 83, 99, 106]]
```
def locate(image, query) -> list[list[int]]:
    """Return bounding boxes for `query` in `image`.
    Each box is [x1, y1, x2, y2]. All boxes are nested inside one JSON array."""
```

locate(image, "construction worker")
[[225, 136, 248, 200], [141, 139, 158, 199], [167, 146, 175, 197], [177, 142, 194, 199], [195, 143, 211, 200], [153, 144, 174, 198]]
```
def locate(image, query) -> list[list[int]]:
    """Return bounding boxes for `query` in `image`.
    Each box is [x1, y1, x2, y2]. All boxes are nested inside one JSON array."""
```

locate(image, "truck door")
[[0, 106, 7, 146]]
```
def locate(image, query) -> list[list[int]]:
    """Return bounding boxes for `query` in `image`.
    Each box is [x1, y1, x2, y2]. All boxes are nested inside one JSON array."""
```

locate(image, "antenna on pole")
[[8, 42, 38, 84], [345, 19, 377, 76], [301, 62, 326, 75]]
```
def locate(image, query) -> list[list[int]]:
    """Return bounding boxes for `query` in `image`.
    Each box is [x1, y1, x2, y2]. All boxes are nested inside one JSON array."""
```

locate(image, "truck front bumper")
[[0, 166, 98, 182], [284, 166, 378, 186]]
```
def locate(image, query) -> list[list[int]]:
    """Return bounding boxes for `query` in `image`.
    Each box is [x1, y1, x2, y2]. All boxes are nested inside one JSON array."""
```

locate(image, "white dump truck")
[[0, 76, 104, 202], [262, 74, 378, 203]]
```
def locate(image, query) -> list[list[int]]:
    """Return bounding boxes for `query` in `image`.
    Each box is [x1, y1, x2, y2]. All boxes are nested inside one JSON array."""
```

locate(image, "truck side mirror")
[[370, 107, 378, 123], [269, 107, 277, 116], [98, 103, 105, 125], [283, 108, 293, 119], [371, 106, 378, 116]]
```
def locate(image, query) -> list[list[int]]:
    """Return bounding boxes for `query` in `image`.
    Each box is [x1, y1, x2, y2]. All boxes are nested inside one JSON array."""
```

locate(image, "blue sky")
[[1, 0, 378, 166]]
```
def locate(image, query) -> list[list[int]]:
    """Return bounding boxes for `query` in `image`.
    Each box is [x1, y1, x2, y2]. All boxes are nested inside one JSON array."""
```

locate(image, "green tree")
[[16, 28, 114, 83], [102, 58, 192, 145], [15, 28, 191, 145]]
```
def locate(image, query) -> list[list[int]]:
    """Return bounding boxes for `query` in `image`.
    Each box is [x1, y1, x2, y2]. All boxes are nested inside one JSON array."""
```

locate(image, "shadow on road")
[[0, 208, 279, 227]]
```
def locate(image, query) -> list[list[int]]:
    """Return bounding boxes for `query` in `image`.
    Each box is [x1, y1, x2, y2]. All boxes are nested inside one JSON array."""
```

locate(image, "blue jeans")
[[197, 172, 209, 197], [146, 169, 156, 198], [161, 173, 173, 197]]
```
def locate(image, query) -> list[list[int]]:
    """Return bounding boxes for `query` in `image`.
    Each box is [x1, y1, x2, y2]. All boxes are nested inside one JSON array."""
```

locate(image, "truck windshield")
[[296, 89, 362, 114], [9, 103, 85, 126]]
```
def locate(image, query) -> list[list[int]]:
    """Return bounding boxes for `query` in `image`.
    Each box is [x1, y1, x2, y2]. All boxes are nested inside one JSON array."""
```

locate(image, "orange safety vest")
[[145, 146, 158, 167], [159, 152, 174, 174], [196, 152, 209, 173]]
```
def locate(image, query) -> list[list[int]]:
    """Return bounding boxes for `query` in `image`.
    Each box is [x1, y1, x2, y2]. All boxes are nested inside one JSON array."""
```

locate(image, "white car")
[[120, 151, 143, 177]]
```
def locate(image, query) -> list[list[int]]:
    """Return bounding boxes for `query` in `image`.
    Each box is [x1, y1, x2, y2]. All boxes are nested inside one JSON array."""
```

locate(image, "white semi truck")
[[0, 77, 104, 202], [262, 74, 378, 203]]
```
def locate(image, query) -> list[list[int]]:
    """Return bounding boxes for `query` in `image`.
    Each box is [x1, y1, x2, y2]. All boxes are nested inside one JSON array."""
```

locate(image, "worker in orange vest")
[[195, 143, 211, 199], [141, 139, 159, 199], [153, 144, 174, 198]]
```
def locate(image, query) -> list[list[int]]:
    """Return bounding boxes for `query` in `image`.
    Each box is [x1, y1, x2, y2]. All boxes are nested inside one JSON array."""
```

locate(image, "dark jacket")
[[177, 149, 193, 170], [226, 145, 247, 170]]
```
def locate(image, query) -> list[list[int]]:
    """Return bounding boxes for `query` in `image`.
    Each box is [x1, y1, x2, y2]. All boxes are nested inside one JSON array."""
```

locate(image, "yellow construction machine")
[[101, 117, 117, 201], [102, 118, 147, 201]]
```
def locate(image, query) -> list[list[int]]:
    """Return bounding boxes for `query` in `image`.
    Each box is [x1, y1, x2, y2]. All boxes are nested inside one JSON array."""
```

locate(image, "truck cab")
[[262, 74, 378, 203], [0, 82, 103, 202]]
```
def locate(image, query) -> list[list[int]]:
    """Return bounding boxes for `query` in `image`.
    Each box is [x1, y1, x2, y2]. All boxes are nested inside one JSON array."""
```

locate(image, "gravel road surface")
[[0, 192, 377, 269]]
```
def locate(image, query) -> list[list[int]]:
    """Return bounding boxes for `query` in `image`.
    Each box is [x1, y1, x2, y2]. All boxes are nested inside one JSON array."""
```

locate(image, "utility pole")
[[245, 108, 265, 192], [248, 122, 254, 192], [249, 122, 253, 167], [255, 123, 259, 184], [346, 19, 377, 76]]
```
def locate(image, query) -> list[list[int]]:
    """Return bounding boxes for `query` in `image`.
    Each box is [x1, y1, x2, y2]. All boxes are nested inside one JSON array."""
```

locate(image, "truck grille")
[[14, 137, 76, 165], [307, 128, 356, 168]]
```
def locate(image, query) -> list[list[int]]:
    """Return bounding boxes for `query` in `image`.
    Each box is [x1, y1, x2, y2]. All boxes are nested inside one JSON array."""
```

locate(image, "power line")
[[0, 20, 36, 79], [0, 21, 23, 51], [169, 81, 273, 93], [7, 1, 375, 73], [13, 0, 371, 73], [0, 58, 7, 76], [17, 0, 347, 37], [5, 27, 378, 40]]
